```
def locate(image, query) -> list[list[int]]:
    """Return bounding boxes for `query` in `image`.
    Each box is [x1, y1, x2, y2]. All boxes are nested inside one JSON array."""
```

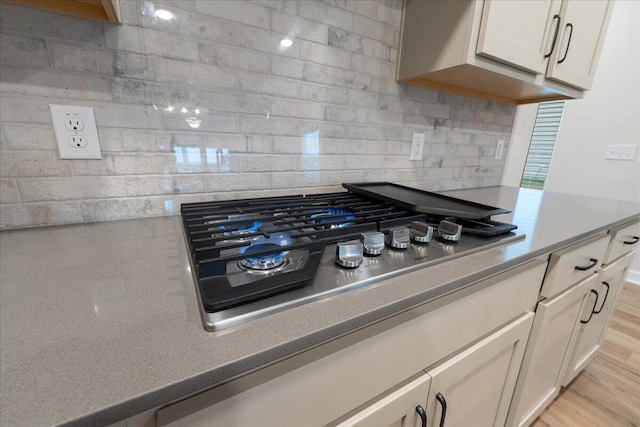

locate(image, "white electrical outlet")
[[604, 144, 636, 161], [495, 139, 505, 160], [409, 133, 425, 161], [49, 104, 102, 159]]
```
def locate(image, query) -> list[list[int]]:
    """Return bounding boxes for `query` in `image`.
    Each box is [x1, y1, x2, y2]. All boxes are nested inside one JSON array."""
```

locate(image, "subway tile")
[[270, 99, 325, 120], [110, 154, 168, 175], [325, 105, 364, 123], [121, 129, 161, 152], [302, 62, 371, 90], [143, 29, 199, 61], [111, 78, 193, 106], [141, 5, 234, 44], [96, 127, 123, 152], [50, 43, 97, 73], [71, 157, 114, 176], [271, 56, 304, 79], [93, 104, 162, 129], [299, 1, 352, 31], [155, 58, 236, 90], [328, 28, 363, 54], [0, 152, 72, 178], [240, 115, 299, 136], [2, 124, 56, 151], [474, 110, 497, 125], [300, 83, 348, 104], [0, 201, 83, 228], [0, 65, 111, 101], [154, 0, 198, 12], [195, 0, 270, 30], [18, 177, 127, 202], [252, 0, 299, 14], [199, 42, 270, 73], [300, 40, 351, 69], [0, 179, 20, 204], [0, 34, 50, 68], [348, 90, 401, 111], [238, 73, 300, 98], [126, 175, 206, 196], [0, 2, 103, 46], [99, 51, 157, 80], [299, 120, 348, 138], [103, 25, 146, 54], [206, 173, 272, 191], [271, 12, 329, 45], [162, 110, 239, 133], [351, 54, 393, 78], [80, 197, 169, 222], [204, 134, 249, 152], [0, 95, 52, 124]]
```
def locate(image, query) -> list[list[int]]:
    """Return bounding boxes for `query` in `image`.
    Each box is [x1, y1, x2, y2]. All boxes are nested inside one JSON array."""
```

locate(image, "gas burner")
[[311, 208, 356, 229], [240, 243, 287, 271], [220, 221, 261, 237]]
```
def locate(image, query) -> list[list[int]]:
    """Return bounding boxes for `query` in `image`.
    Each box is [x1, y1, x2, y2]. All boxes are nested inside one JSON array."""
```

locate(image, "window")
[[520, 100, 566, 190]]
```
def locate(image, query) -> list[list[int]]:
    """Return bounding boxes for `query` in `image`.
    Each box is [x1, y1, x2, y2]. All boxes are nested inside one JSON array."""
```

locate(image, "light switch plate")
[[604, 144, 636, 161], [49, 104, 102, 159]]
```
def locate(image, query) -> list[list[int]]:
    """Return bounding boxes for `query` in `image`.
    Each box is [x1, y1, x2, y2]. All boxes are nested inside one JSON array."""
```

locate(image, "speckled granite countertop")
[[1, 186, 638, 427]]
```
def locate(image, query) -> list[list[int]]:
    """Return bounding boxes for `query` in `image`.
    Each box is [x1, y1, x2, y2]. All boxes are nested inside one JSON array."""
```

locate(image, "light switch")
[[604, 145, 637, 161]]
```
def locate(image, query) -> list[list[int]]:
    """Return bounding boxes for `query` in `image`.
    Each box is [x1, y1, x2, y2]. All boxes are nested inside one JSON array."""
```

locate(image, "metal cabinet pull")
[[581, 289, 600, 324], [436, 393, 447, 427], [558, 23, 573, 63], [415, 405, 427, 427], [593, 281, 610, 314], [623, 236, 640, 245], [545, 15, 561, 58], [575, 258, 598, 271]]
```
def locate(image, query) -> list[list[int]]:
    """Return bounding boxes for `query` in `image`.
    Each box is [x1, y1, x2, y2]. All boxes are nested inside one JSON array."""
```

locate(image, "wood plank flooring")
[[531, 283, 640, 427]]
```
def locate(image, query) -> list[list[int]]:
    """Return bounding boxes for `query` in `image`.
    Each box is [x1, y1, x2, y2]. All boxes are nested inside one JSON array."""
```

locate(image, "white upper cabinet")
[[546, 0, 614, 89], [477, 0, 562, 74], [397, 0, 614, 104]]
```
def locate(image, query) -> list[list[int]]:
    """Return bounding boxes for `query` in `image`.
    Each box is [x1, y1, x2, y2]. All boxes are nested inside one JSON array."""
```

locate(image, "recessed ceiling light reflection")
[[186, 117, 202, 129], [181, 107, 188, 113], [155, 9, 173, 20], [195, 108, 200, 115], [280, 38, 293, 47], [165, 105, 174, 112]]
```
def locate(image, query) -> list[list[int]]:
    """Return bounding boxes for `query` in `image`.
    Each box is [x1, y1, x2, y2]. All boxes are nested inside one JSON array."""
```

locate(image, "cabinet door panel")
[[506, 275, 596, 427], [477, 0, 561, 74], [334, 374, 431, 427], [546, 0, 613, 89], [425, 313, 534, 427], [561, 251, 634, 386]]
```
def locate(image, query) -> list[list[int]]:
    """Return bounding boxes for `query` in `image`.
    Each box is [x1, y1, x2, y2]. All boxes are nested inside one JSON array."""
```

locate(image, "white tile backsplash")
[[0, 0, 515, 229]]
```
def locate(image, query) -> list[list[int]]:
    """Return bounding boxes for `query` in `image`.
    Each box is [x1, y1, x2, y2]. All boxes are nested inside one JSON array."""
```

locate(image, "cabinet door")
[[424, 312, 534, 427], [476, 0, 562, 74], [334, 375, 431, 427], [561, 251, 634, 386], [506, 274, 596, 427], [546, 0, 613, 89]]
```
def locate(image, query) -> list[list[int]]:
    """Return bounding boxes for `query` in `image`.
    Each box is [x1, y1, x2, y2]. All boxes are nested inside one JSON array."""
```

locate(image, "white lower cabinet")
[[560, 251, 635, 386], [506, 273, 597, 427], [423, 312, 534, 427]]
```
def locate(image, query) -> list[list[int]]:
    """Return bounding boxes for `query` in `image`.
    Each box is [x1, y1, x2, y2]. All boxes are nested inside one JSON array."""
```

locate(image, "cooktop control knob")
[[335, 240, 364, 268], [410, 221, 433, 243], [361, 231, 385, 256], [385, 227, 410, 249], [437, 220, 463, 242]]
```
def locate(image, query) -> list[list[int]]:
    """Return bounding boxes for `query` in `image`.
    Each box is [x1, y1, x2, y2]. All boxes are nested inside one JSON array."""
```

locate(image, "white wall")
[[506, 0, 640, 279]]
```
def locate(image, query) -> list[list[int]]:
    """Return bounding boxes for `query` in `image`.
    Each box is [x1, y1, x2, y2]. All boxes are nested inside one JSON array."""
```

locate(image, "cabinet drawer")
[[603, 219, 640, 265], [540, 234, 610, 298]]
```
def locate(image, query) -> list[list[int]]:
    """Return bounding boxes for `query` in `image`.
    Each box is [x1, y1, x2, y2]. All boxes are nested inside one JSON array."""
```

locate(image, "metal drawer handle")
[[415, 405, 427, 427], [623, 236, 640, 245], [436, 393, 447, 427], [575, 258, 598, 271], [581, 289, 600, 324], [593, 281, 610, 314], [558, 23, 573, 64], [544, 15, 561, 58]]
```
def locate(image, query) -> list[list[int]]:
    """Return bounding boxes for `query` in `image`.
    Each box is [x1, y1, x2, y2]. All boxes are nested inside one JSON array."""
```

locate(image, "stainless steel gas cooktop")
[[180, 183, 524, 331]]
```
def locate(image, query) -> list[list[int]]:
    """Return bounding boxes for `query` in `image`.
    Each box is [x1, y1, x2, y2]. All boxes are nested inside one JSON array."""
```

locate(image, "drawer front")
[[603, 219, 640, 265], [540, 234, 610, 298]]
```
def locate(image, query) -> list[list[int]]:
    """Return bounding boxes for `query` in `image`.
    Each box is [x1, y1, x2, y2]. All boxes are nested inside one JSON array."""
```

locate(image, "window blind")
[[520, 100, 566, 190]]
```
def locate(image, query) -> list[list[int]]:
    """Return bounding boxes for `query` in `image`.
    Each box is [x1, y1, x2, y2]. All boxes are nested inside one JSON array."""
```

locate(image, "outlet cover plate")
[[50, 104, 102, 159], [410, 133, 425, 161], [604, 144, 636, 161]]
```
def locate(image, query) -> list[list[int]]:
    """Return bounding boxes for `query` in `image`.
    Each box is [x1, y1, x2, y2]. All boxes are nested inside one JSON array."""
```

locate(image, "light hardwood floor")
[[531, 283, 640, 427]]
